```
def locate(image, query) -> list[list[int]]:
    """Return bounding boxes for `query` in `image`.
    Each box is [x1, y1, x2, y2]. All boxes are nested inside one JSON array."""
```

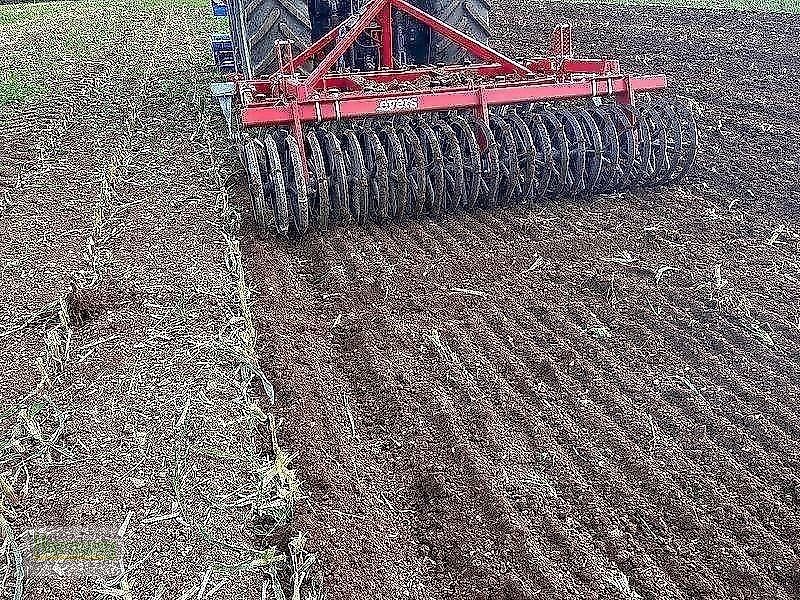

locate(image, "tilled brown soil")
[[243, 3, 800, 600], [1, 1, 798, 599]]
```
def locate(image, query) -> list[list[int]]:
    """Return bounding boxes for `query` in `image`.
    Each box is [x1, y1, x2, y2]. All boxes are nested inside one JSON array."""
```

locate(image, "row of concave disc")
[[241, 98, 698, 235]]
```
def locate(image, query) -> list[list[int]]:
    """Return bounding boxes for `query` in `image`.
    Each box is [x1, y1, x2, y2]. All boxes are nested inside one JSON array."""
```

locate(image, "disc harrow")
[[210, 0, 699, 236], [244, 98, 698, 233]]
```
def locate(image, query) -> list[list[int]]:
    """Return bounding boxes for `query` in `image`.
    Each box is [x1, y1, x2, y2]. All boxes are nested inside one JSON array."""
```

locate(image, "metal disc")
[[652, 101, 683, 185], [415, 119, 445, 217], [554, 107, 586, 196], [448, 113, 481, 210], [318, 126, 349, 226], [243, 136, 272, 234], [489, 112, 520, 206], [575, 108, 603, 194], [275, 130, 309, 234], [397, 120, 427, 219], [360, 125, 390, 223], [587, 106, 620, 193], [670, 98, 699, 182], [601, 103, 635, 190], [537, 107, 569, 199], [523, 110, 553, 201], [468, 115, 500, 208], [341, 128, 368, 225], [621, 105, 652, 186], [377, 122, 408, 220], [505, 110, 537, 203], [260, 134, 289, 235], [305, 129, 329, 231], [641, 105, 668, 186], [433, 117, 466, 212]]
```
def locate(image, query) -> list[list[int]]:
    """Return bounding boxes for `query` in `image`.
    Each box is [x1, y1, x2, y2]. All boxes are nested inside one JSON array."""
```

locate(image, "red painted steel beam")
[[376, 3, 393, 68], [241, 75, 667, 127]]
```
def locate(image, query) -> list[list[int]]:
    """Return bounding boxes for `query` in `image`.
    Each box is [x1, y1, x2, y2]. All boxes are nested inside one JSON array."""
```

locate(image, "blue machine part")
[[210, 33, 235, 74], [211, 0, 228, 17]]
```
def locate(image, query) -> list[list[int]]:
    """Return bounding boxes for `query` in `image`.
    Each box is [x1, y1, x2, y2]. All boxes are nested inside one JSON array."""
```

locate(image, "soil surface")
[[246, 4, 800, 600], [1, 1, 798, 599]]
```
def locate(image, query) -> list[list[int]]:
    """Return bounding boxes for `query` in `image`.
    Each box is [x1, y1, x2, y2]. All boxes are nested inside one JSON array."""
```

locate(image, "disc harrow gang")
[[242, 98, 698, 235]]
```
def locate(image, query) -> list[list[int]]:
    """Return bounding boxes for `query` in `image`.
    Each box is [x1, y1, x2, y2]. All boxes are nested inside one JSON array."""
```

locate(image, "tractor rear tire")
[[228, 0, 312, 78], [429, 0, 490, 63]]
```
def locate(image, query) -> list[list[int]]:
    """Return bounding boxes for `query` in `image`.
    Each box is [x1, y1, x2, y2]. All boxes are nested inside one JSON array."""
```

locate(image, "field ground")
[[1, 0, 799, 599]]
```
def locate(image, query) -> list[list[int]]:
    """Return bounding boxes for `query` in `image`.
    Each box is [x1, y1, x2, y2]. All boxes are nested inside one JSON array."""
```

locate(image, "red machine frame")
[[235, 0, 666, 169]]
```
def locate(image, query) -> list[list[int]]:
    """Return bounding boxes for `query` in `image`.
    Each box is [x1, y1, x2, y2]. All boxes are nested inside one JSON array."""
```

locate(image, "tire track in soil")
[[249, 233, 604, 598], [309, 240, 594, 599], [431, 213, 797, 597], [439, 298, 782, 599], [318, 224, 688, 596], [450, 211, 800, 542], [246, 236, 432, 599], [372, 232, 704, 600]]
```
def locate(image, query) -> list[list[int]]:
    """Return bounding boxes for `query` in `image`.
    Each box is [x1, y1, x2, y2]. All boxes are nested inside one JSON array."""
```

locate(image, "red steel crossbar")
[[241, 75, 665, 126]]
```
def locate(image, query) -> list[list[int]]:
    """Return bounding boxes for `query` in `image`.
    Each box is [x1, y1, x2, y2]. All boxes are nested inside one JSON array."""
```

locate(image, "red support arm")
[[376, 3, 393, 68]]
